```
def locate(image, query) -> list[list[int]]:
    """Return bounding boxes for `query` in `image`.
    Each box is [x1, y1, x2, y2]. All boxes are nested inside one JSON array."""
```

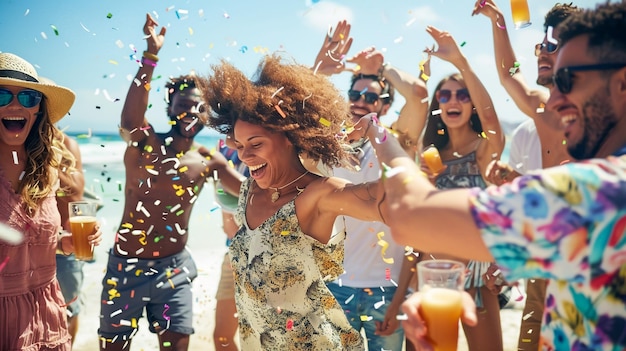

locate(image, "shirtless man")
[[98, 13, 216, 351]]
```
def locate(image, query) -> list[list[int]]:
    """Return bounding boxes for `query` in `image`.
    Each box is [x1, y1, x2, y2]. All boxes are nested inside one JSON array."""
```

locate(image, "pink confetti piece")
[[0, 256, 10, 272]]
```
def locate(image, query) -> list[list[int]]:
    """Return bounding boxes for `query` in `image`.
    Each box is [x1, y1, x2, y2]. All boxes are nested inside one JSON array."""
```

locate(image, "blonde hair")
[[20, 100, 76, 213]]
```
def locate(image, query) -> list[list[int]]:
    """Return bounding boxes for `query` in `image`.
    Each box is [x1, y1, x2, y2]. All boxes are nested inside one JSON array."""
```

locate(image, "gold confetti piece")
[[280, 231, 290, 236], [319, 117, 331, 127], [376, 232, 395, 264]]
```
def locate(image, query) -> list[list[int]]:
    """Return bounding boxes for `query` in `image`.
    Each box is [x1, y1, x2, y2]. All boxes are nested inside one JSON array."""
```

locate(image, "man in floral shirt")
[[359, 2, 626, 350]]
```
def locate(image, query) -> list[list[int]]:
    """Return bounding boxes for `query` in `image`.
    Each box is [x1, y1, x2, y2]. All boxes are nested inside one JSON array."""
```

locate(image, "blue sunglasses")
[[0, 88, 43, 108]]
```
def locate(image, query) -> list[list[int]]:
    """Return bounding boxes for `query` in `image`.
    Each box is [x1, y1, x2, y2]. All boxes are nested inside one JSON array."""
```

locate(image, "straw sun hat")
[[0, 52, 75, 124]]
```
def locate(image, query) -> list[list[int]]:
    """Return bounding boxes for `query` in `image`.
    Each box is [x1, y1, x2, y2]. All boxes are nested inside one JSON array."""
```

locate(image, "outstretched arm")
[[426, 26, 505, 155], [120, 13, 167, 143], [471, 0, 549, 118], [354, 114, 493, 261]]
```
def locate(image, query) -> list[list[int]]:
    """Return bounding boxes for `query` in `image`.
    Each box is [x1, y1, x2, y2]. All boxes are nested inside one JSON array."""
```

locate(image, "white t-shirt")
[[508, 119, 542, 174], [331, 142, 406, 288]]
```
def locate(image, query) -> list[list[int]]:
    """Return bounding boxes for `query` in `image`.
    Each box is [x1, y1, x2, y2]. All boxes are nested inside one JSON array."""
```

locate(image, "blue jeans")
[[327, 282, 405, 351]]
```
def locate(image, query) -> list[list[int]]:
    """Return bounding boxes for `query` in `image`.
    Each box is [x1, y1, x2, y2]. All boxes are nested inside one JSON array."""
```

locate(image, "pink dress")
[[0, 172, 70, 351]]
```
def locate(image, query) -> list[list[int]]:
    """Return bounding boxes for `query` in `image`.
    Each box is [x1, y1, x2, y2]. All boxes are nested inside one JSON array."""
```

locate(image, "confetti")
[[12, 151, 18, 164], [376, 232, 395, 264], [51, 25, 59, 36], [107, 13, 113, 19]]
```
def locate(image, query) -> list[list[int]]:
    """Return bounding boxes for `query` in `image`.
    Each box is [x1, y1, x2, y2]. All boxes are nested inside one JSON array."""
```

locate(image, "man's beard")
[[568, 86, 616, 160]]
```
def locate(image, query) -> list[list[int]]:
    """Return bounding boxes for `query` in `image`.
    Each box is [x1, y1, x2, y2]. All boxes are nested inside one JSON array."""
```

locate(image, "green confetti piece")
[[162, 341, 171, 347], [51, 24, 59, 36], [514, 61, 521, 67], [460, 41, 466, 47], [107, 13, 113, 19]]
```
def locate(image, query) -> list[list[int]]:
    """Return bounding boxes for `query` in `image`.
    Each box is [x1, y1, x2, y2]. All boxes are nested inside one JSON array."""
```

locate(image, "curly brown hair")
[[21, 100, 75, 213], [202, 54, 351, 168], [544, 3, 580, 32], [557, 1, 626, 64]]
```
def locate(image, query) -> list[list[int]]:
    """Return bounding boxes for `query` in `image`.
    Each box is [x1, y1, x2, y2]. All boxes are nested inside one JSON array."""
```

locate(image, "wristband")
[[141, 57, 157, 67], [142, 51, 159, 62]]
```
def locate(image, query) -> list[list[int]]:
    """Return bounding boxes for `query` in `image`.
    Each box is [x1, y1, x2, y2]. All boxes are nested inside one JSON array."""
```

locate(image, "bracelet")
[[141, 57, 157, 67], [142, 51, 159, 62]]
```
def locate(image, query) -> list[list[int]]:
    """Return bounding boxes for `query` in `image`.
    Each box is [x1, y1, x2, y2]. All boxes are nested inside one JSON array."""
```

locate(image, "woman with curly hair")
[[204, 54, 387, 350], [0, 53, 101, 350]]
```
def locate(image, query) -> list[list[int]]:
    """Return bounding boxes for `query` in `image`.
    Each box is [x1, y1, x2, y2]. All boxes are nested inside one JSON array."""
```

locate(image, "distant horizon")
[[3, 0, 607, 135]]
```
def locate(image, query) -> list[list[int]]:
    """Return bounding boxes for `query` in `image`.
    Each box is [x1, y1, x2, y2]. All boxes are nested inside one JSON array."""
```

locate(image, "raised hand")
[[471, 0, 503, 21], [143, 13, 166, 54], [312, 20, 353, 76], [346, 46, 384, 75], [424, 26, 465, 67]]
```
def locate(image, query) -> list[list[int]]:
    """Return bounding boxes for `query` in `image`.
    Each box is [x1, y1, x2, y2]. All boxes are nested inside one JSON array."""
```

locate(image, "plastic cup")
[[422, 145, 445, 174], [510, 0, 531, 29], [68, 201, 97, 261], [417, 260, 465, 351]]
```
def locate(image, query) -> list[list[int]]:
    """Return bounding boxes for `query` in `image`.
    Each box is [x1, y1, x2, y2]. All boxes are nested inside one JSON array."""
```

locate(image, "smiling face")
[[546, 35, 621, 160], [0, 85, 42, 148], [536, 26, 562, 87], [349, 77, 389, 124], [167, 87, 206, 139], [233, 120, 300, 189], [436, 80, 473, 130]]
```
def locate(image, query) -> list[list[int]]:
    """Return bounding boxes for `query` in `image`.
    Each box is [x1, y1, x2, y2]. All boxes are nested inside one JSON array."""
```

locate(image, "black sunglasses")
[[0, 88, 43, 108], [534, 41, 558, 57], [552, 63, 626, 94], [436, 89, 471, 104], [347, 90, 389, 104]]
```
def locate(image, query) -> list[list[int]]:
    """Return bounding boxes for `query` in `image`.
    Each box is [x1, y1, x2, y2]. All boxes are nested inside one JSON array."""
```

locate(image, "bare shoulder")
[[302, 175, 352, 198]]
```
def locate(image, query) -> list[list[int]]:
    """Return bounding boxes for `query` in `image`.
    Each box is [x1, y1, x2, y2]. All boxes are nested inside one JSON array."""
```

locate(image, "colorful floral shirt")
[[469, 155, 626, 351], [231, 178, 363, 350]]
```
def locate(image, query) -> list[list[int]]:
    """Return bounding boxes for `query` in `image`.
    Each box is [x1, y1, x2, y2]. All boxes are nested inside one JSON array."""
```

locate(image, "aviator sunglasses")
[[347, 90, 389, 104], [534, 41, 558, 57], [552, 63, 626, 94], [436, 88, 471, 104], [0, 88, 43, 108]]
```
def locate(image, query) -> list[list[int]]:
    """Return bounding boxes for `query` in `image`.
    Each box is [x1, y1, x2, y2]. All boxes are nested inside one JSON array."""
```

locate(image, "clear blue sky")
[[1, 0, 604, 135]]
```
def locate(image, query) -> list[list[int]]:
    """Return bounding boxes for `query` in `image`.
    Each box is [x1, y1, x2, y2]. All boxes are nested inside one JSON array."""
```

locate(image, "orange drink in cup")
[[422, 145, 445, 174], [510, 0, 531, 29], [68, 201, 97, 261], [418, 260, 465, 351]]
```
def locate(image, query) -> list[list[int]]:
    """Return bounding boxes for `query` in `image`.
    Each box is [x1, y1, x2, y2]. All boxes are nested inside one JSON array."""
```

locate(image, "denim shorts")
[[98, 248, 198, 340], [55, 254, 85, 317], [327, 282, 405, 351]]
